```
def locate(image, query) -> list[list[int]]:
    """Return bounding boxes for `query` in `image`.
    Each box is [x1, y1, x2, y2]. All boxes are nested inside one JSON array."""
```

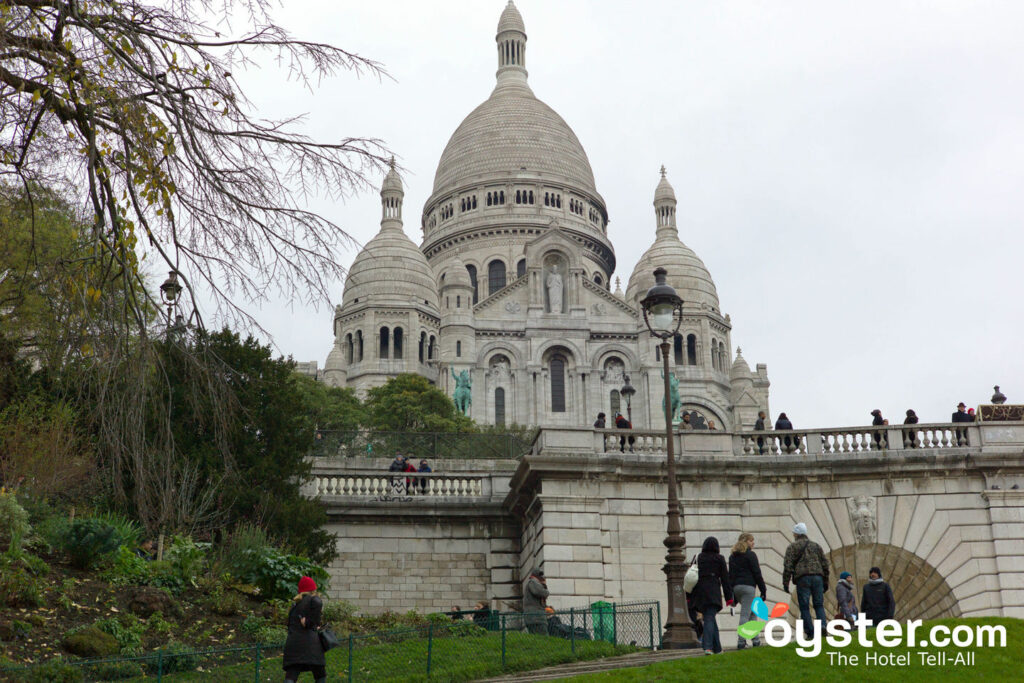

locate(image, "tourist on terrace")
[[418, 459, 431, 494], [754, 410, 769, 454], [835, 571, 857, 626], [283, 576, 325, 683], [871, 409, 885, 448], [523, 568, 550, 635], [728, 533, 766, 649], [691, 536, 733, 655], [860, 567, 896, 626], [614, 412, 635, 452], [388, 453, 406, 472], [782, 523, 829, 638], [903, 409, 920, 447], [775, 412, 797, 451], [593, 412, 606, 428], [952, 402, 971, 445], [680, 412, 694, 430]]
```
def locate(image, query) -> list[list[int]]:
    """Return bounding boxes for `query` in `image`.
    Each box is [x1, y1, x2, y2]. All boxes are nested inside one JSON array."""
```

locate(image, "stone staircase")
[[477, 649, 704, 682]]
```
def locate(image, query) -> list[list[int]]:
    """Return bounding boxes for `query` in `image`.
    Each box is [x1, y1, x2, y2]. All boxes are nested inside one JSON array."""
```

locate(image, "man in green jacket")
[[782, 523, 830, 637]]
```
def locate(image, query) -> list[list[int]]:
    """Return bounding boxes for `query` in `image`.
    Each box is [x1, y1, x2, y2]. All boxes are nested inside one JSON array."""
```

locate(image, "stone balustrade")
[[312, 470, 489, 499]]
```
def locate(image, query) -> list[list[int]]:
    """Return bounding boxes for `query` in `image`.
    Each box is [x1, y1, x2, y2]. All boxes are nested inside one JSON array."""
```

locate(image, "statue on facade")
[[847, 495, 877, 545], [661, 370, 681, 422], [546, 264, 563, 313], [452, 369, 472, 415]]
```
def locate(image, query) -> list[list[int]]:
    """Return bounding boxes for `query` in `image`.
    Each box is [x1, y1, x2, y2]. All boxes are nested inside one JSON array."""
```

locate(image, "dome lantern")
[[653, 165, 677, 237], [380, 157, 403, 229], [496, 1, 527, 87]]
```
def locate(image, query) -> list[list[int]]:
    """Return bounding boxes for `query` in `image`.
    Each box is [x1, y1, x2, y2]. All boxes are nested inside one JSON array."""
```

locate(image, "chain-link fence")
[[310, 430, 533, 459], [0, 603, 657, 681]]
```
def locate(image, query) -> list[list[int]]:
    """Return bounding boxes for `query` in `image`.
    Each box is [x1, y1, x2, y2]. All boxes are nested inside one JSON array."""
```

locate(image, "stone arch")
[[534, 338, 583, 368], [824, 544, 962, 621], [477, 342, 524, 369], [677, 395, 729, 430], [590, 344, 639, 373]]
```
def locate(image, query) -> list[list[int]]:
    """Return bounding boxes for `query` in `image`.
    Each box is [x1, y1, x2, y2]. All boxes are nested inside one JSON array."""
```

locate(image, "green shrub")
[[0, 560, 43, 607], [233, 545, 329, 601], [34, 514, 69, 553], [62, 626, 120, 657], [81, 661, 144, 680], [59, 518, 126, 569], [91, 512, 142, 548], [102, 545, 152, 586], [321, 599, 358, 625], [143, 612, 174, 646], [22, 657, 83, 683], [93, 614, 145, 655], [219, 523, 271, 576], [0, 491, 30, 554], [205, 584, 244, 616], [164, 535, 208, 588], [240, 615, 286, 645]]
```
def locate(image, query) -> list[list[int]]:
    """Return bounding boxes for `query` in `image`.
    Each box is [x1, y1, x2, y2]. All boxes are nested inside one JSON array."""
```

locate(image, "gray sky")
[[228, 0, 1023, 428]]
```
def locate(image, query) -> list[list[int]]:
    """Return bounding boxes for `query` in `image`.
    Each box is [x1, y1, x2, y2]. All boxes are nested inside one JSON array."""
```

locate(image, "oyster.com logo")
[[737, 597, 789, 640]]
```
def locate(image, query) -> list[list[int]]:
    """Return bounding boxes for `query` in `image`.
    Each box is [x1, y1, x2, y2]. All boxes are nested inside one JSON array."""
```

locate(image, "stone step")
[[476, 648, 703, 682]]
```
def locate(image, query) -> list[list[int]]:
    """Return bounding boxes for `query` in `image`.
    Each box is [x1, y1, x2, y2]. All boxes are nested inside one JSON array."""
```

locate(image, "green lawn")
[[560, 618, 1023, 682], [127, 631, 636, 682]]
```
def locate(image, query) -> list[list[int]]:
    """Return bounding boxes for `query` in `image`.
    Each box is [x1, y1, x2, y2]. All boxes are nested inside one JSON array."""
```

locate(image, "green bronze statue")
[[452, 369, 472, 415], [661, 370, 681, 422]]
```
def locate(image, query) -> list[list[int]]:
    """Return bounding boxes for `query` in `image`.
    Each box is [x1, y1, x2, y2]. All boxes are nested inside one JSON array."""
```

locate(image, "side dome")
[[626, 168, 720, 311], [342, 231, 439, 309]]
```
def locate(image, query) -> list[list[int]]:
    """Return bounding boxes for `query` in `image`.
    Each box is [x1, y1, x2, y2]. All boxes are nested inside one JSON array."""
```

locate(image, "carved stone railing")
[[597, 429, 673, 454], [312, 471, 488, 499], [737, 423, 978, 455]]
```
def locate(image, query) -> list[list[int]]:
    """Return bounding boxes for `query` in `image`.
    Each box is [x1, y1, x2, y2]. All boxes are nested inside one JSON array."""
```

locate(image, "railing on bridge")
[[311, 430, 533, 460], [313, 471, 489, 499]]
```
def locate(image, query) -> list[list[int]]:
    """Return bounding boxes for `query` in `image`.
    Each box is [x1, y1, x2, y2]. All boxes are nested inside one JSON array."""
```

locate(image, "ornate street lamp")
[[159, 270, 182, 330], [620, 375, 636, 425], [640, 267, 699, 650]]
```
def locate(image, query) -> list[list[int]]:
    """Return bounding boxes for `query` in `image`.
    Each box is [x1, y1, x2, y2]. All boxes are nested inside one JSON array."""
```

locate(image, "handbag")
[[318, 628, 340, 652], [683, 558, 699, 593]]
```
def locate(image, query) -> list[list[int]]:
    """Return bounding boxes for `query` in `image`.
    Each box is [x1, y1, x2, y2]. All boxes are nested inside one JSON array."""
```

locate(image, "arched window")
[[488, 260, 507, 296], [673, 334, 684, 365], [687, 334, 698, 365], [550, 355, 567, 413], [719, 344, 727, 371], [593, 273, 603, 286], [393, 327, 403, 359], [610, 390, 620, 418], [528, 190, 534, 204], [466, 264, 478, 304], [711, 339, 718, 370], [428, 335, 436, 360], [472, 196, 477, 209], [517, 259, 526, 278], [500, 191, 505, 204], [356, 330, 363, 361], [495, 387, 506, 426], [456, 340, 462, 357], [516, 190, 522, 204], [487, 193, 492, 207], [345, 334, 353, 364], [544, 192, 550, 206], [456, 295, 461, 308], [379, 327, 390, 359], [419, 331, 426, 362]]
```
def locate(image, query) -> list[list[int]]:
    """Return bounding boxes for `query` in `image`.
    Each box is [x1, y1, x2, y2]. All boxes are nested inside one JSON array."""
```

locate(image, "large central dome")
[[432, 87, 598, 197]]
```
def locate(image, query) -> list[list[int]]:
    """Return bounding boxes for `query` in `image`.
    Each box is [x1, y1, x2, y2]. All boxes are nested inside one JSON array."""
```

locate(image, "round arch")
[[590, 343, 639, 372], [677, 396, 730, 431], [476, 342, 525, 369], [824, 544, 962, 622], [534, 339, 583, 367]]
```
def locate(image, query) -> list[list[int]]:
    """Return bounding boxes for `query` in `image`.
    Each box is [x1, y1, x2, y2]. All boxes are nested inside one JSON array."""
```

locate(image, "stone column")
[[983, 490, 1024, 618]]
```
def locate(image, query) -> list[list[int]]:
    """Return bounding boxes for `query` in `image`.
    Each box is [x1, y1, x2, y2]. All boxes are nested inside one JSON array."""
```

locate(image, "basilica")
[[317, 2, 770, 431]]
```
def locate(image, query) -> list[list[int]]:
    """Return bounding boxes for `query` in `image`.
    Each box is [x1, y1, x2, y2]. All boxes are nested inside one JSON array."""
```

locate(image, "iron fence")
[[0, 603, 654, 682], [310, 430, 533, 460]]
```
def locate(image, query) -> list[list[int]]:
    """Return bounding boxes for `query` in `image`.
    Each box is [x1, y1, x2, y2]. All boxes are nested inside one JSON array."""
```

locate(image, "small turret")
[[496, 1, 528, 87]]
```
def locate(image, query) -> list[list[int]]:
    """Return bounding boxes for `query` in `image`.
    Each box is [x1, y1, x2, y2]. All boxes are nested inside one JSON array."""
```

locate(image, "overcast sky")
[[224, 0, 1023, 428]]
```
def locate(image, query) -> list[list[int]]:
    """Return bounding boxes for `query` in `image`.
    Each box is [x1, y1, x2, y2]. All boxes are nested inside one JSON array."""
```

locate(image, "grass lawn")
[[128, 631, 636, 682], [560, 618, 1023, 682]]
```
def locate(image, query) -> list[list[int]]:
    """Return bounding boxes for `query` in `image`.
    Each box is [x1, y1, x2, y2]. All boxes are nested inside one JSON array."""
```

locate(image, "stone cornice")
[[473, 273, 528, 313], [423, 224, 615, 273], [581, 277, 637, 317]]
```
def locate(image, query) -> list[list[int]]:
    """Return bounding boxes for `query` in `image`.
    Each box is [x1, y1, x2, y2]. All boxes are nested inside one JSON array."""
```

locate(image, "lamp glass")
[[650, 302, 675, 334]]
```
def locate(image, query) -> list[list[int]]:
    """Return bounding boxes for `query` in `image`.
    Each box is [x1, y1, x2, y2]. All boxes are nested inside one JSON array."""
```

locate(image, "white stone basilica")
[[318, 2, 770, 431]]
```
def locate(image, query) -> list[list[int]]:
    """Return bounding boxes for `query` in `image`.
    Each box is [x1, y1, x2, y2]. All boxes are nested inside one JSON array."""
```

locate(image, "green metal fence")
[[310, 430, 533, 459], [0, 603, 656, 682]]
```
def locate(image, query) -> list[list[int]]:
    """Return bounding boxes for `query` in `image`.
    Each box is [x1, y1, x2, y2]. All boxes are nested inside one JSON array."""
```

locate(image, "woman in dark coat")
[[690, 536, 733, 654], [283, 576, 326, 683]]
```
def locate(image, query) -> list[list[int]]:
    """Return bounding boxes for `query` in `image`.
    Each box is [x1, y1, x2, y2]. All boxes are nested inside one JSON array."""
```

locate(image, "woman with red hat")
[[283, 576, 325, 683]]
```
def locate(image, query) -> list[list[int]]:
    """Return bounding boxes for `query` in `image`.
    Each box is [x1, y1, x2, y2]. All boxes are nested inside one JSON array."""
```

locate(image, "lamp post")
[[620, 375, 636, 425], [159, 270, 182, 331], [640, 267, 699, 650]]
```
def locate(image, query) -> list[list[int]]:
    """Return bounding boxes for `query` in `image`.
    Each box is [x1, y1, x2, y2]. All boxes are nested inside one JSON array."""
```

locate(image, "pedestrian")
[[754, 410, 769, 454], [871, 409, 884, 448], [418, 459, 432, 494], [681, 412, 694, 430], [593, 412, 606, 428], [728, 532, 766, 649], [614, 412, 635, 452], [707, 420, 717, 430], [388, 453, 406, 472], [523, 567, 549, 635], [782, 523, 829, 637], [135, 539, 156, 561], [952, 402, 970, 445], [967, 408, 976, 422], [861, 567, 896, 626], [450, 606, 464, 621], [283, 576, 325, 683], [835, 571, 857, 626], [402, 458, 417, 493], [775, 412, 797, 452], [903, 409, 919, 448], [472, 600, 496, 630], [690, 536, 733, 655]]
